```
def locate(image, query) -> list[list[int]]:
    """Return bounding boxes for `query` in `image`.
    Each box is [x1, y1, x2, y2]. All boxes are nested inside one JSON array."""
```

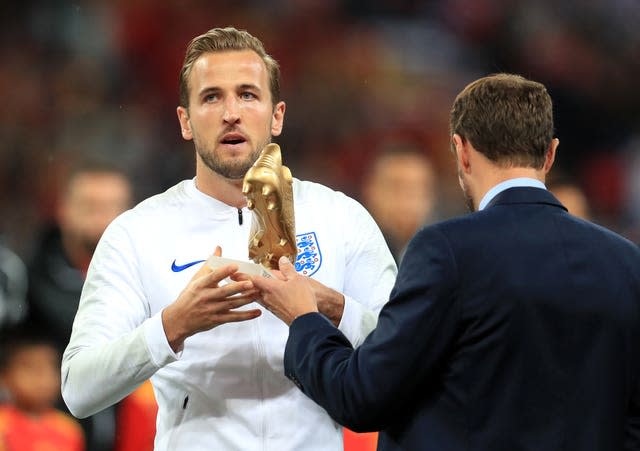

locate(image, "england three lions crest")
[[295, 232, 322, 276]]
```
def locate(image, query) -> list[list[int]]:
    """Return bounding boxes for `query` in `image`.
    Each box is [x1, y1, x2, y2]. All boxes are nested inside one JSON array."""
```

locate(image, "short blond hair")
[[178, 27, 281, 108]]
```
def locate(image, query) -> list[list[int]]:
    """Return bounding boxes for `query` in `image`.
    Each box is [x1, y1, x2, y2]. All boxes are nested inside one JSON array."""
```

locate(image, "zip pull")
[[238, 208, 243, 225]]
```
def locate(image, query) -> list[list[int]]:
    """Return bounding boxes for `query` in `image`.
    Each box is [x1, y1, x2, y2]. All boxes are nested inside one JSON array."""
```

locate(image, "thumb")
[[278, 256, 296, 280], [192, 245, 222, 280]]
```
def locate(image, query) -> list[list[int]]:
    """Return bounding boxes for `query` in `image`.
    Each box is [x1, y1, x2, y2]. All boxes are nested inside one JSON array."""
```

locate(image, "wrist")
[[316, 289, 344, 327], [161, 306, 188, 353]]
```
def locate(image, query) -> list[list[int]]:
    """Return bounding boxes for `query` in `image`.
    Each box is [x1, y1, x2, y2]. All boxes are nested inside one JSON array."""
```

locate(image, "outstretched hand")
[[250, 256, 318, 325]]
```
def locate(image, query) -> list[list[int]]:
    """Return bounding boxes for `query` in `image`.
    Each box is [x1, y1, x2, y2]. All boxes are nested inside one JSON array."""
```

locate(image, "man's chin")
[[224, 172, 247, 181], [198, 143, 265, 180], [218, 163, 254, 180], [203, 159, 254, 180]]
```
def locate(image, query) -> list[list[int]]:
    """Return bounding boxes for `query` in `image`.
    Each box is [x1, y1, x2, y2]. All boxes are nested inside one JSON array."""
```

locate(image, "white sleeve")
[[61, 217, 178, 418], [336, 196, 397, 347]]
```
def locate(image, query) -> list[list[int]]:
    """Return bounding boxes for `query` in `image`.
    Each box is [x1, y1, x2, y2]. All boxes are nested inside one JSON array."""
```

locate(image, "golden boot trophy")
[[242, 143, 297, 269]]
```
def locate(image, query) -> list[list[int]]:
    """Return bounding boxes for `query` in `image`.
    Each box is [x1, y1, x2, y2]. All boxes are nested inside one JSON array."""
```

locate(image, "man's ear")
[[453, 134, 471, 174], [543, 138, 559, 174], [177, 106, 193, 140], [270, 101, 286, 137]]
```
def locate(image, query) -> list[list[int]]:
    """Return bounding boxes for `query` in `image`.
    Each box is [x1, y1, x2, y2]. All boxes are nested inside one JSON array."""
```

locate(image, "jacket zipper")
[[167, 394, 189, 449]]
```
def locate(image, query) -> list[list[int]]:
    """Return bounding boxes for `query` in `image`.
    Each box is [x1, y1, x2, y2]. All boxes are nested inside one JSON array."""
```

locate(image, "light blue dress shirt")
[[478, 178, 547, 211]]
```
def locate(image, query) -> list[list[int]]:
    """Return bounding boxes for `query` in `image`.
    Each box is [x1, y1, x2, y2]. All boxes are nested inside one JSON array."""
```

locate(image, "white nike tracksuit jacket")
[[62, 178, 397, 450]]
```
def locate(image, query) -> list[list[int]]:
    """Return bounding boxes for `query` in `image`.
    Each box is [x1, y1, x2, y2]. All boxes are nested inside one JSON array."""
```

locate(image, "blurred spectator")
[[26, 158, 133, 451], [361, 142, 439, 263], [113, 380, 157, 451], [1, 0, 638, 250], [0, 325, 84, 451], [26, 159, 133, 353], [622, 136, 640, 244], [547, 173, 591, 221], [0, 241, 28, 330]]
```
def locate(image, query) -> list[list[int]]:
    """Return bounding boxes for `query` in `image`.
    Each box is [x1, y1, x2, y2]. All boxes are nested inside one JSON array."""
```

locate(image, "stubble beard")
[[196, 136, 271, 180], [462, 187, 475, 213], [458, 168, 476, 212]]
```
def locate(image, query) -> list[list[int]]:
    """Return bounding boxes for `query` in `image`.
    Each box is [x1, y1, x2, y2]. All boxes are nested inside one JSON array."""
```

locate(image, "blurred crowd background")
[[1, 1, 639, 449], [1, 0, 639, 258]]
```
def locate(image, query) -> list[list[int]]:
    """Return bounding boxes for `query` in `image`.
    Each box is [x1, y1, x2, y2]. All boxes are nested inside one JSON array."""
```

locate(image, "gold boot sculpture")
[[242, 143, 297, 269]]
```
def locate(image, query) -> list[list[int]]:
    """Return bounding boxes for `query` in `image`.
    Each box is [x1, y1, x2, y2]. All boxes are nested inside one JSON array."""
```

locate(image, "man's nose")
[[223, 97, 241, 124]]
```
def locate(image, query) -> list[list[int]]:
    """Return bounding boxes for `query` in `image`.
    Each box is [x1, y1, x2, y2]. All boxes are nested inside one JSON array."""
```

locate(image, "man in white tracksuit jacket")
[[61, 27, 397, 450]]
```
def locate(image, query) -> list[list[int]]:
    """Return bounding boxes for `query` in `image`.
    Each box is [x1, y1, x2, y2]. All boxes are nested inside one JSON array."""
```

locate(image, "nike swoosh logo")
[[171, 259, 206, 272]]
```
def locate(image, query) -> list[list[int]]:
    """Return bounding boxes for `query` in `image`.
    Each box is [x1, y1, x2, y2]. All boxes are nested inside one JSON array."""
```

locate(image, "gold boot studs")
[[242, 143, 297, 269]]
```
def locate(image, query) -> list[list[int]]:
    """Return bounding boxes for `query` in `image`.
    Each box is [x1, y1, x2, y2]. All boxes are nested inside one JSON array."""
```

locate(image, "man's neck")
[[475, 167, 545, 210], [195, 170, 247, 209]]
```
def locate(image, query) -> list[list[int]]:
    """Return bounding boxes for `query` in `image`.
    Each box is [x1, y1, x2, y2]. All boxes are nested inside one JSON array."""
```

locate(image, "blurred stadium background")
[[1, 0, 639, 257]]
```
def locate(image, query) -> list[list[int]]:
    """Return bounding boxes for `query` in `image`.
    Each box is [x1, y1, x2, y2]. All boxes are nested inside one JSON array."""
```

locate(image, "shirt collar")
[[478, 178, 547, 211]]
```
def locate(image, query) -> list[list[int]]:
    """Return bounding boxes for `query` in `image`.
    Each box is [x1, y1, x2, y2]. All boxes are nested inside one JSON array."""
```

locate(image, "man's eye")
[[241, 92, 256, 100], [205, 94, 218, 102]]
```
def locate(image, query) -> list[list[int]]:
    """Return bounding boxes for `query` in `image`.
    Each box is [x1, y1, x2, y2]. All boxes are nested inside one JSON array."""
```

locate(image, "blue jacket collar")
[[485, 186, 567, 212]]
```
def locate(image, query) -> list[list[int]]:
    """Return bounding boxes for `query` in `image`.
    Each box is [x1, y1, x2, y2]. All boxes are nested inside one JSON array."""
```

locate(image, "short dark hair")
[[0, 325, 58, 372], [62, 157, 132, 197], [450, 73, 554, 169]]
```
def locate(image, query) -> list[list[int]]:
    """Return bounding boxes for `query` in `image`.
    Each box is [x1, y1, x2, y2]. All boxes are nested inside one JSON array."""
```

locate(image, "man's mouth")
[[221, 133, 247, 145]]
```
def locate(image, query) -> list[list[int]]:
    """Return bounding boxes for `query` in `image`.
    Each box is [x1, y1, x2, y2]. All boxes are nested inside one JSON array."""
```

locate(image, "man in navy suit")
[[249, 73, 640, 450]]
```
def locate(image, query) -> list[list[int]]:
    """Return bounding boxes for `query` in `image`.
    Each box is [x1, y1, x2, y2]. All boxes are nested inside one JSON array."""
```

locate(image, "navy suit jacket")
[[284, 187, 640, 451]]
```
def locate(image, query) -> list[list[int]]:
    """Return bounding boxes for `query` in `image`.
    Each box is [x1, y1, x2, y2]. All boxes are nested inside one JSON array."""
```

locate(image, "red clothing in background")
[[344, 429, 378, 451], [114, 380, 158, 451], [0, 404, 84, 451]]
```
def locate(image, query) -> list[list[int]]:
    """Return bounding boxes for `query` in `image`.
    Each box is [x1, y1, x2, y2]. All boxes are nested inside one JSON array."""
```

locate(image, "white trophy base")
[[206, 255, 274, 278]]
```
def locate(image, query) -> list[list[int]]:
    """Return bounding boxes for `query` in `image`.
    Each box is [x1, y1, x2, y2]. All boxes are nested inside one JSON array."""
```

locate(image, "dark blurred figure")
[[361, 143, 438, 263], [27, 159, 133, 352], [0, 325, 84, 450], [354, 144, 439, 448], [26, 159, 133, 451], [0, 241, 28, 330]]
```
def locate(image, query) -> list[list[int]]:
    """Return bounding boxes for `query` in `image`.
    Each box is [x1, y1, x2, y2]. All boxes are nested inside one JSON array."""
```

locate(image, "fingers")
[[190, 259, 213, 281], [250, 274, 274, 292], [206, 284, 262, 324], [267, 269, 286, 281], [225, 290, 260, 304], [278, 256, 297, 281], [189, 245, 223, 281], [229, 272, 250, 282], [197, 281, 258, 314], [194, 263, 240, 289], [201, 281, 259, 311], [214, 280, 254, 299], [216, 309, 262, 323], [215, 293, 258, 312]]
